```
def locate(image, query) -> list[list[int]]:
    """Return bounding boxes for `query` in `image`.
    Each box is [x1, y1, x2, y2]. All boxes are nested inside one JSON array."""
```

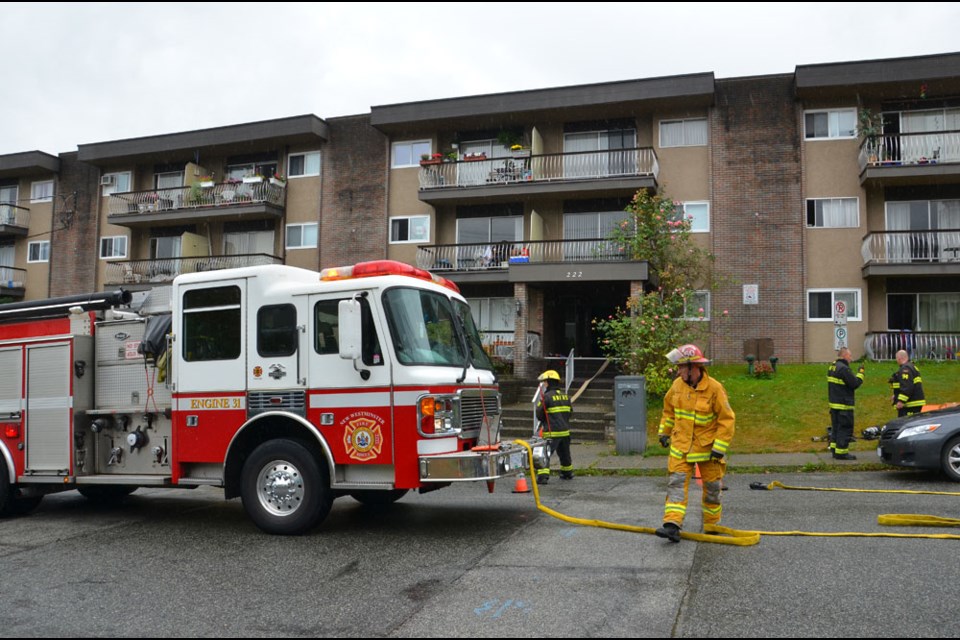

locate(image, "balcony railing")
[[865, 331, 960, 361], [416, 238, 630, 272], [859, 130, 960, 170], [108, 180, 286, 217], [861, 229, 960, 264], [0, 204, 30, 229], [0, 266, 26, 289], [419, 148, 658, 190], [104, 253, 282, 286]]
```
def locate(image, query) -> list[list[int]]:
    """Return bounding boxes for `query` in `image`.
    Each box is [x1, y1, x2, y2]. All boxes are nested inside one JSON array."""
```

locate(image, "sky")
[[3, 2, 959, 157]]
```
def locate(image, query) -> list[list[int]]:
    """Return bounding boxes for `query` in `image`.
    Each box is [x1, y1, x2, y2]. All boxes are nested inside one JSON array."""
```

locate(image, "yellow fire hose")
[[514, 441, 960, 543]]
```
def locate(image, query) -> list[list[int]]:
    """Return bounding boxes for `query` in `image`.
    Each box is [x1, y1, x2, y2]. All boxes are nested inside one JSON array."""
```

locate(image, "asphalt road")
[[0, 470, 958, 637]]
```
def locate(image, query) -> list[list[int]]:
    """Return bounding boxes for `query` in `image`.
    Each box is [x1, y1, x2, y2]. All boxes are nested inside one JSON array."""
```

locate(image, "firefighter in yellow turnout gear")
[[655, 344, 735, 543], [535, 369, 574, 484]]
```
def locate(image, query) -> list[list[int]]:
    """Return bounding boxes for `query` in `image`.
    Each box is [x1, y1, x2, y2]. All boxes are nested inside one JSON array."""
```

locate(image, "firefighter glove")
[[659, 435, 670, 448], [710, 450, 724, 461]]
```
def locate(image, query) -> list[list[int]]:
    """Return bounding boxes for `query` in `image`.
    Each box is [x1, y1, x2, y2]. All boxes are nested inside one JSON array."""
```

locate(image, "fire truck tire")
[[4, 496, 42, 516], [77, 485, 137, 503], [241, 439, 332, 535], [349, 489, 408, 507]]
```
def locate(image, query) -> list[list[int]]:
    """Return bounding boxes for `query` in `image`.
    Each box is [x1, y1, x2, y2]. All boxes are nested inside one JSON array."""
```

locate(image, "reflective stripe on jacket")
[[657, 371, 735, 461], [895, 362, 926, 408], [827, 358, 863, 410], [537, 386, 572, 438]]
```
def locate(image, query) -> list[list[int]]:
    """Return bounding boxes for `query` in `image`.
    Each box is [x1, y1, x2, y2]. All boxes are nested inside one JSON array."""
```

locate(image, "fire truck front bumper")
[[419, 437, 549, 482]]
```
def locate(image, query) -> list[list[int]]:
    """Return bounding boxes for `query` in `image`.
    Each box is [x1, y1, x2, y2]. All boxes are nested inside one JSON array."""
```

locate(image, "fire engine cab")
[[0, 260, 545, 534]]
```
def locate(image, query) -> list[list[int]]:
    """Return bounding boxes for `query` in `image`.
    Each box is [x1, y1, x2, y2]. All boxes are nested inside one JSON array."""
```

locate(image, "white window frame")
[[805, 197, 859, 229], [678, 201, 710, 233], [99, 236, 128, 260], [803, 108, 857, 140], [389, 215, 430, 244], [27, 240, 50, 263], [392, 139, 432, 168], [30, 180, 54, 203], [683, 291, 711, 321], [101, 171, 132, 196], [807, 288, 861, 322], [659, 118, 708, 147], [288, 151, 321, 178], [285, 223, 318, 249]]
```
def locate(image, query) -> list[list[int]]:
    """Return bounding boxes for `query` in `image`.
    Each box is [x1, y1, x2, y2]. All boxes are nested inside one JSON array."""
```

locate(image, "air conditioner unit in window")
[[100, 175, 115, 186]]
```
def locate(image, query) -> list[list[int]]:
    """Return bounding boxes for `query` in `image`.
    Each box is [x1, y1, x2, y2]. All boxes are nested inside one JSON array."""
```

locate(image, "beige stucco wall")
[[387, 146, 435, 266], [22, 193, 52, 300]]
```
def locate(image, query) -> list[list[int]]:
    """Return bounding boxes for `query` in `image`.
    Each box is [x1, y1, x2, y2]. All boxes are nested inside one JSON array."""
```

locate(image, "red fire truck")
[[0, 260, 545, 534]]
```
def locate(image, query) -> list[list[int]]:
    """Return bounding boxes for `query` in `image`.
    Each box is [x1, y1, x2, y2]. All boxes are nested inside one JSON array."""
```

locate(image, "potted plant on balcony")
[[199, 175, 216, 188], [857, 108, 884, 164], [269, 173, 286, 187], [420, 153, 443, 166], [463, 152, 487, 161]]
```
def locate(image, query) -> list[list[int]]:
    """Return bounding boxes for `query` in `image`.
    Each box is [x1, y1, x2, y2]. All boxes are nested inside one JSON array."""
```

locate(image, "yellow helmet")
[[538, 369, 561, 382]]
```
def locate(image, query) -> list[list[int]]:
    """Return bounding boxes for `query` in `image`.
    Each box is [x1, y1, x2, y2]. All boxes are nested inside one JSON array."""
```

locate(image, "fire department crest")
[[343, 413, 384, 462]]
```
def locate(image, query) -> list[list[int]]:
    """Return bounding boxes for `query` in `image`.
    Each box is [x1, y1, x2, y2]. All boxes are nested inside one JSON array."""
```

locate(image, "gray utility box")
[[614, 376, 646, 455]]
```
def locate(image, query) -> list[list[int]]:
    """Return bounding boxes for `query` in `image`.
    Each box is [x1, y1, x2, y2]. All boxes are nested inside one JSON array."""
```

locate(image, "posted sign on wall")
[[833, 301, 847, 350]]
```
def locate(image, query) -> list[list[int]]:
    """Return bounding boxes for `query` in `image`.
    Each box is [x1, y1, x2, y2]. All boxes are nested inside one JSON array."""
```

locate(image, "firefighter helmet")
[[538, 369, 561, 382], [665, 343, 710, 365]]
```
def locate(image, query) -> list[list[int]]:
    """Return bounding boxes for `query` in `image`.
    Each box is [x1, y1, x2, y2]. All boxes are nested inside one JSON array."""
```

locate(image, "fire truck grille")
[[247, 391, 306, 417], [458, 392, 501, 433]]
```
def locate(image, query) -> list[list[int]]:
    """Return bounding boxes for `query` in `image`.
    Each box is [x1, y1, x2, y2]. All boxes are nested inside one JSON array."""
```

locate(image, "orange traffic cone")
[[512, 472, 531, 493], [694, 464, 702, 488]]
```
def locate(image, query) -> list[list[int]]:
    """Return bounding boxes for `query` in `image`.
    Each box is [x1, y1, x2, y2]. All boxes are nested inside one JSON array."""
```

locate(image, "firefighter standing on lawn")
[[890, 349, 926, 417], [655, 344, 735, 543], [535, 369, 574, 484], [827, 347, 864, 460]]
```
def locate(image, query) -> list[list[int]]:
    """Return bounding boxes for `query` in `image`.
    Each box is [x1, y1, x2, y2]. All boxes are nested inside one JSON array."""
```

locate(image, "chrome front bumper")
[[419, 438, 549, 482]]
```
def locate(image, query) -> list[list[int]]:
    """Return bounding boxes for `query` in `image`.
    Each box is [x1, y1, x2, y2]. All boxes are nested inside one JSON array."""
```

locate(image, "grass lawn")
[[643, 361, 960, 455]]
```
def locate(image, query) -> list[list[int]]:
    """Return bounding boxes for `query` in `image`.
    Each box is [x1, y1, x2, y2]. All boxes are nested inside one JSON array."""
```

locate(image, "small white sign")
[[124, 341, 142, 359], [834, 326, 848, 350], [743, 284, 759, 305]]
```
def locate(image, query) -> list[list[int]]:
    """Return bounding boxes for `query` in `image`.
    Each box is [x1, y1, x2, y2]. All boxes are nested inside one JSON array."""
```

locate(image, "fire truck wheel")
[[0, 458, 9, 515], [241, 439, 332, 535], [3, 496, 42, 516], [77, 485, 137, 503], [0, 461, 42, 517], [349, 489, 408, 507]]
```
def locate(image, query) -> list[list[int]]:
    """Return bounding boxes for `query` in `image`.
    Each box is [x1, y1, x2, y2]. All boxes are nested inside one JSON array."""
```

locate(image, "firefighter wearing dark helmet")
[[655, 344, 735, 543], [535, 369, 574, 484]]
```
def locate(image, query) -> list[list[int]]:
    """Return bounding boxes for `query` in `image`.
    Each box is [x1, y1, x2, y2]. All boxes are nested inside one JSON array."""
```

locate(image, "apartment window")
[[99, 236, 128, 259], [808, 289, 860, 321], [389, 216, 430, 243], [804, 109, 856, 140], [101, 171, 132, 196], [659, 119, 708, 147], [392, 140, 432, 168], [286, 223, 318, 249], [671, 201, 709, 233], [225, 161, 278, 181], [154, 171, 183, 190], [27, 240, 50, 263], [806, 198, 859, 228], [288, 151, 321, 177], [563, 129, 638, 177], [888, 293, 960, 332], [684, 291, 711, 320], [30, 180, 53, 203]]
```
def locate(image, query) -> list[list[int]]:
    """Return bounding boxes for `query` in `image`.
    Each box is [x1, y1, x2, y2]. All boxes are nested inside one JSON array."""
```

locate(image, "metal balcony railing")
[[861, 229, 960, 264], [0, 204, 30, 229], [104, 253, 282, 285], [865, 332, 960, 361], [416, 238, 630, 272], [108, 180, 286, 216], [859, 130, 960, 170], [0, 266, 27, 288], [419, 148, 659, 190]]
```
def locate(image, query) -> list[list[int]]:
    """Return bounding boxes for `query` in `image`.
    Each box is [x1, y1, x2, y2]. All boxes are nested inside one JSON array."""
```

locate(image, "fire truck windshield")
[[382, 288, 493, 370]]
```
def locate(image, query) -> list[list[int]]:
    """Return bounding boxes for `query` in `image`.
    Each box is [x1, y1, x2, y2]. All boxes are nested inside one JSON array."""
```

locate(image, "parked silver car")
[[876, 405, 960, 481]]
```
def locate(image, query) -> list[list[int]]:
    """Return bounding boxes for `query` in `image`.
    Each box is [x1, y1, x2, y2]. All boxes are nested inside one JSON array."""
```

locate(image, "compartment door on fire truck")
[[308, 293, 393, 466], [176, 280, 247, 393], [0, 346, 23, 458], [25, 342, 71, 473]]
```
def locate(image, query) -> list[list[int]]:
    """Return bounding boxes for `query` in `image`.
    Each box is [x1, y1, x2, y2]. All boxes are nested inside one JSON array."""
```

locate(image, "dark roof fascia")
[[0, 151, 60, 176], [370, 73, 715, 128], [77, 115, 329, 164], [795, 52, 960, 90]]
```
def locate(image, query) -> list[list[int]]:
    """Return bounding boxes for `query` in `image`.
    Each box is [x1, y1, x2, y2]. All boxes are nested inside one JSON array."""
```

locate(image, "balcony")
[[859, 131, 960, 185], [861, 230, 960, 277], [107, 180, 286, 228], [103, 253, 282, 286], [0, 266, 26, 299], [417, 148, 658, 204], [0, 204, 30, 236], [865, 331, 960, 361], [416, 238, 647, 283]]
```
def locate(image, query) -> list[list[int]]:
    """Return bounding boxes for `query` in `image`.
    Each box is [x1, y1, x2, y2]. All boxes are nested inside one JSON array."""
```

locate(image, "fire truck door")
[[175, 279, 247, 393], [0, 346, 23, 460], [248, 299, 307, 391], [25, 342, 71, 474]]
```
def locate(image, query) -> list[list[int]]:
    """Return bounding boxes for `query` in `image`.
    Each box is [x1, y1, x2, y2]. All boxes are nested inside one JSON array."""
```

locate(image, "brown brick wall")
[[710, 76, 804, 363], [50, 152, 100, 296], [320, 115, 389, 269]]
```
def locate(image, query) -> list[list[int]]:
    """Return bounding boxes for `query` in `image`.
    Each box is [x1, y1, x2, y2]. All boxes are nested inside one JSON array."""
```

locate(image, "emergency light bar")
[[320, 260, 460, 293]]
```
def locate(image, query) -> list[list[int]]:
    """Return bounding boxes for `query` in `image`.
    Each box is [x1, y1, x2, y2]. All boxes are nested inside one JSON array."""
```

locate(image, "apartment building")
[[4, 52, 958, 369]]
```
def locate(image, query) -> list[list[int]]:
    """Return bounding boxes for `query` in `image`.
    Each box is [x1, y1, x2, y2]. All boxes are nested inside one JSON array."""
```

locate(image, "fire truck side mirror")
[[338, 299, 362, 361]]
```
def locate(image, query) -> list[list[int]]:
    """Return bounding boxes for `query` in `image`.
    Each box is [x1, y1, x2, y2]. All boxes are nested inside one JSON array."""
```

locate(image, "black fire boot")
[[655, 522, 681, 543]]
